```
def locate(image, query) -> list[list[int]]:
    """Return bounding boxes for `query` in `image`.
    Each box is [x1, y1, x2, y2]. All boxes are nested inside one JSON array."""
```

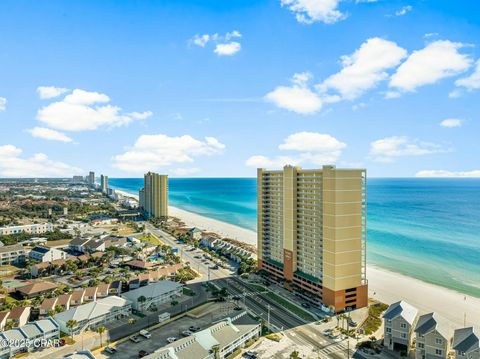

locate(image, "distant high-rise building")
[[139, 188, 145, 210], [72, 175, 84, 183], [257, 165, 367, 312], [100, 175, 109, 194], [142, 172, 168, 218], [88, 171, 95, 186]]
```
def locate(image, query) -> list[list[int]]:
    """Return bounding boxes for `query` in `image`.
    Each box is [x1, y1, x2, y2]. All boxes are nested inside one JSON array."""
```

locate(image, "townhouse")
[[415, 313, 451, 359], [383, 301, 418, 353], [453, 327, 480, 359]]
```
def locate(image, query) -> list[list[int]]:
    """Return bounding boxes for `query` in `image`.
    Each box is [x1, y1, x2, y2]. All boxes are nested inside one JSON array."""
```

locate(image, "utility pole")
[[243, 291, 246, 309], [267, 304, 271, 331]]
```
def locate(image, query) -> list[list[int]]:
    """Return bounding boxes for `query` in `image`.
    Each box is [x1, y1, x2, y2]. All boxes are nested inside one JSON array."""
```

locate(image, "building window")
[[435, 349, 442, 356], [400, 323, 407, 329], [435, 338, 443, 345], [401, 333, 407, 339], [418, 343, 424, 348], [386, 328, 391, 333]]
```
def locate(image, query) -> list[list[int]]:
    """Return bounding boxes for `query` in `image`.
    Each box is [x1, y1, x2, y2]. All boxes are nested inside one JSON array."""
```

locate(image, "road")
[[145, 222, 355, 358]]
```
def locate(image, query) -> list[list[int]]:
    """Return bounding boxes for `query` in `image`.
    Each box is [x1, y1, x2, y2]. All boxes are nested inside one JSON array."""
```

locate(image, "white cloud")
[[395, 5, 412, 16], [369, 136, 449, 162], [37, 86, 69, 99], [113, 134, 225, 173], [27, 127, 73, 142], [416, 169, 480, 178], [265, 72, 322, 114], [246, 132, 346, 168], [318, 37, 407, 100], [0, 145, 82, 177], [280, 0, 345, 24], [0, 97, 6, 111], [191, 31, 242, 56], [440, 118, 463, 128], [455, 59, 480, 91], [37, 89, 152, 131], [214, 42, 241, 56], [390, 40, 472, 92]]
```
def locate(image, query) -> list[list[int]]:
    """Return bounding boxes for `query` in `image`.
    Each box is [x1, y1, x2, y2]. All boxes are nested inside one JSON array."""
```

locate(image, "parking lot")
[[96, 302, 241, 359]]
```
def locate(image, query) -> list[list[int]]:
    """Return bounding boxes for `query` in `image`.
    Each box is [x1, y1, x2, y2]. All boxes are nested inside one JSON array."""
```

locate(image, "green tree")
[[66, 319, 78, 338], [96, 326, 106, 347]]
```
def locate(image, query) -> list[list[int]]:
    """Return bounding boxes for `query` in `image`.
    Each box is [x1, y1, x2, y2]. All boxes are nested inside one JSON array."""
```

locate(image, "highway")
[[145, 222, 352, 358]]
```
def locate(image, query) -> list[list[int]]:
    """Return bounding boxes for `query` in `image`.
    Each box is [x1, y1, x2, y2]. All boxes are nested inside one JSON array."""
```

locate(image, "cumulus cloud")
[[416, 170, 480, 178], [369, 136, 449, 162], [214, 42, 241, 56], [455, 59, 480, 91], [318, 37, 407, 100], [265, 72, 322, 114], [440, 118, 463, 128], [27, 127, 73, 142], [395, 5, 412, 16], [113, 134, 225, 173], [246, 132, 346, 168], [0, 97, 6, 111], [0, 145, 82, 177], [37, 86, 69, 99], [280, 0, 345, 24], [36, 89, 152, 131], [389, 40, 472, 92], [190, 31, 242, 56]]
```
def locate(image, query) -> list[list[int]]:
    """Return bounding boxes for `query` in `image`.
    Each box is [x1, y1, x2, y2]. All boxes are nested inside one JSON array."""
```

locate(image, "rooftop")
[[122, 280, 182, 301], [383, 300, 418, 325], [17, 282, 57, 296]]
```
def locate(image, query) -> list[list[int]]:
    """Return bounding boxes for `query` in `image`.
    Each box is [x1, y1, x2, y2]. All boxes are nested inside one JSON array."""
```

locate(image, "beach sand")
[[115, 189, 480, 328]]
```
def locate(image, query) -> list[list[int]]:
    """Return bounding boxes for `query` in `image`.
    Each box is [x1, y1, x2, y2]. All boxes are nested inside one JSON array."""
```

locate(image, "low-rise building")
[[122, 280, 182, 311], [68, 237, 94, 253], [0, 244, 26, 265], [0, 317, 60, 359], [188, 227, 202, 240], [0, 223, 53, 236], [53, 296, 131, 335], [144, 311, 261, 359], [452, 327, 480, 359], [29, 246, 67, 263], [70, 289, 86, 306], [84, 287, 97, 302], [30, 258, 66, 277], [17, 282, 57, 298], [414, 313, 451, 359], [383, 301, 418, 353]]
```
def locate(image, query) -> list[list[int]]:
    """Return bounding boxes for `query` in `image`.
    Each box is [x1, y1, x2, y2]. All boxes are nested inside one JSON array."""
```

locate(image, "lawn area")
[[45, 239, 71, 247], [137, 234, 162, 246], [361, 302, 388, 335]]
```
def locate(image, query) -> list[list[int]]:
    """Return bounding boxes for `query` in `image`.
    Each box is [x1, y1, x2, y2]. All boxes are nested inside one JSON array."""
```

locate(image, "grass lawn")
[[45, 239, 71, 247], [137, 234, 162, 246]]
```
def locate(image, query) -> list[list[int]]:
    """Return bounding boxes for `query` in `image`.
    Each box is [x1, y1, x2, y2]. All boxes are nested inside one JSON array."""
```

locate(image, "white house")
[[0, 223, 53, 236], [122, 280, 183, 311], [0, 245, 26, 265], [53, 296, 131, 335], [29, 246, 67, 263]]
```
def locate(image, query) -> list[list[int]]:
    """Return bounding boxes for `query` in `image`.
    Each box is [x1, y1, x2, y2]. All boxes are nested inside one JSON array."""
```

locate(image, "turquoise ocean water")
[[109, 178, 480, 297]]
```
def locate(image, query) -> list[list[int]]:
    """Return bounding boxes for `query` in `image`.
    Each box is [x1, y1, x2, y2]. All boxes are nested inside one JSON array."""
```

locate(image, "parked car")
[[348, 320, 357, 327], [189, 325, 201, 332], [244, 351, 258, 358], [182, 330, 193, 337], [105, 346, 117, 354], [130, 336, 140, 343], [166, 337, 177, 343], [139, 330, 151, 339], [138, 350, 148, 358]]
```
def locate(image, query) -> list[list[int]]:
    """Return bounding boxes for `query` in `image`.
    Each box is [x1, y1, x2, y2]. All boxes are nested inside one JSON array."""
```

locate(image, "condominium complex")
[[139, 172, 168, 219], [0, 223, 53, 236], [100, 174, 108, 194], [257, 165, 367, 312]]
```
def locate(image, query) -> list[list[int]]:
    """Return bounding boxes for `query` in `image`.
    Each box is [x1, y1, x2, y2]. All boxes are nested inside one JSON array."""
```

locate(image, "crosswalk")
[[316, 342, 349, 358]]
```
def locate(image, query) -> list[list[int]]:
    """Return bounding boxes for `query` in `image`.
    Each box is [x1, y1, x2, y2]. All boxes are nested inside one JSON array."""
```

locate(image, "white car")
[[139, 330, 151, 339], [166, 337, 176, 343], [129, 335, 140, 343]]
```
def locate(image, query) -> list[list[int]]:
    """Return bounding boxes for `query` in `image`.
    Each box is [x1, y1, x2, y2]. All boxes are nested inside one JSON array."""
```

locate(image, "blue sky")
[[0, 0, 479, 178]]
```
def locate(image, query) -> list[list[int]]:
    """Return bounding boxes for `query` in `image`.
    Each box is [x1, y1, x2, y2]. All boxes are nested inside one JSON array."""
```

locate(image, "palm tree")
[[137, 295, 147, 311], [289, 350, 300, 359], [96, 326, 106, 347], [66, 319, 78, 338], [128, 318, 136, 325], [211, 345, 220, 359]]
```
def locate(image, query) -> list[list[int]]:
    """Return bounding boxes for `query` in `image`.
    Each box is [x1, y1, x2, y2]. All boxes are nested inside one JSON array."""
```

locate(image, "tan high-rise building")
[[142, 172, 168, 219], [257, 165, 367, 312]]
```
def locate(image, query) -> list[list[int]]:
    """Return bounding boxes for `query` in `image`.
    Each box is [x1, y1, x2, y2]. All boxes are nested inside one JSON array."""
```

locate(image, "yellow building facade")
[[143, 172, 168, 219], [257, 165, 367, 312]]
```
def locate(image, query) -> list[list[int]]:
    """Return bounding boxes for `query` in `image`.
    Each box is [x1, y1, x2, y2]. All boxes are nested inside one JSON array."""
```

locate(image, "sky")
[[0, 0, 479, 178]]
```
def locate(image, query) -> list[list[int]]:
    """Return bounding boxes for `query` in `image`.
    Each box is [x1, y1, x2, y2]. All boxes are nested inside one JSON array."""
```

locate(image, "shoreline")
[[114, 188, 480, 328]]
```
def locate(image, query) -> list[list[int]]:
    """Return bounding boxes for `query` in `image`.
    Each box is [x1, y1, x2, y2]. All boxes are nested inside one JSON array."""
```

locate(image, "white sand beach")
[[115, 188, 480, 328]]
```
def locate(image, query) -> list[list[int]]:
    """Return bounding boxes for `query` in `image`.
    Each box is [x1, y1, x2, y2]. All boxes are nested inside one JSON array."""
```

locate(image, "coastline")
[[114, 189, 480, 328]]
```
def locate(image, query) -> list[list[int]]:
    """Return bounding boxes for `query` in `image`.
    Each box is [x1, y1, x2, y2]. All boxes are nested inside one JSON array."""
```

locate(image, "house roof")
[[453, 327, 480, 353], [9, 306, 31, 320], [97, 283, 110, 292], [125, 260, 154, 269], [85, 287, 97, 296], [30, 246, 50, 254], [57, 294, 72, 306], [33, 258, 66, 270], [383, 300, 418, 325], [53, 296, 131, 323], [0, 244, 24, 253], [35, 318, 59, 333], [18, 282, 57, 295], [41, 297, 58, 311], [109, 281, 121, 289], [122, 280, 182, 302], [71, 289, 85, 301], [70, 237, 93, 246], [21, 323, 43, 338], [415, 312, 451, 339], [0, 311, 9, 322]]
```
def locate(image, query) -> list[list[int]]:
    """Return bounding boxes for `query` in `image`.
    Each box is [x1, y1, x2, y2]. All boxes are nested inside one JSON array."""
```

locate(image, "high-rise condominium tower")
[[142, 172, 168, 219], [100, 174, 108, 194], [257, 165, 367, 312], [88, 171, 95, 186]]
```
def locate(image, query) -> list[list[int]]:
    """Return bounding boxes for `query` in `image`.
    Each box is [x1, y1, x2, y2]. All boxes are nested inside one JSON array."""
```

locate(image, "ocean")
[[109, 177, 480, 297]]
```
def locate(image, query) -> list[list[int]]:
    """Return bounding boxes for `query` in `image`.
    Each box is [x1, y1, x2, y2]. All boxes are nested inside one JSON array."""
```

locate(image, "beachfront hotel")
[[100, 174, 109, 194], [139, 172, 168, 219], [257, 165, 367, 312]]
